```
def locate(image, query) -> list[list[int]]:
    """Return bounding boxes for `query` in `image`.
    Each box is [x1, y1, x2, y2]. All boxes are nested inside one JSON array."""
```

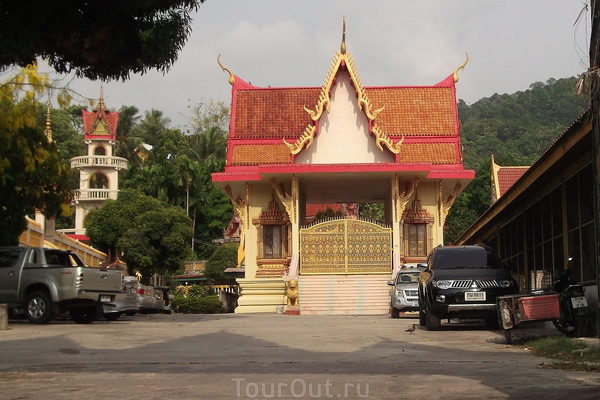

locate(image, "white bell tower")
[[70, 91, 128, 236]]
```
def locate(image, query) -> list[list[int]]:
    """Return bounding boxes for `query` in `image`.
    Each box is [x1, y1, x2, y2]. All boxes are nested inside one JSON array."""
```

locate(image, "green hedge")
[[171, 295, 225, 314]]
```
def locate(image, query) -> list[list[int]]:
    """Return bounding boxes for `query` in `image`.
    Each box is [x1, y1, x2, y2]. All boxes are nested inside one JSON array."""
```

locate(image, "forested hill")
[[458, 76, 588, 170], [444, 76, 588, 243]]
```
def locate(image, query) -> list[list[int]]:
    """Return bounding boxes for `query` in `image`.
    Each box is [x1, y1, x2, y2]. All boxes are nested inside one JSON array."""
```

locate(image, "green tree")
[[445, 76, 587, 242], [35, 105, 85, 229], [359, 203, 384, 223], [0, 65, 76, 245], [0, 1, 206, 80], [85, 189, 193, 279], [444, 161, 492, 244], [119, 206, 193, 279], [0, 127, 75, 245], [114, 105, 143, 161], [134, 109, 172, 147], [313, 207, 343, 222], [37, 105, 86, 161], [204, 244, 238, 281], [185, 100, 230, 134]]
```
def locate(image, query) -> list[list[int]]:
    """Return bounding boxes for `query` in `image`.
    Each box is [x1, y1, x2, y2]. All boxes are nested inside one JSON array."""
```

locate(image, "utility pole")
[[589, 0, 600, 345]]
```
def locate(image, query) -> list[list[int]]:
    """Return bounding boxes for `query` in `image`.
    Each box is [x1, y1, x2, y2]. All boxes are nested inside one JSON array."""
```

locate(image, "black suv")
[[418, 245, 518, 331]]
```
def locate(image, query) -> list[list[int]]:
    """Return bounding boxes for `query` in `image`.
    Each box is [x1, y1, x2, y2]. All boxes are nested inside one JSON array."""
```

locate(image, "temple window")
[[407, 223, 427, 257], [253, 198, 291, 278], [264, 225, 283, 258], [402, 193, 434, 263]]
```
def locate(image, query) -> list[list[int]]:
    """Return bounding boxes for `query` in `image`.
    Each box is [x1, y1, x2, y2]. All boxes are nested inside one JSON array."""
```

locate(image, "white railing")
[[70, 156, 129, 170], [74, 189, 119, 201]]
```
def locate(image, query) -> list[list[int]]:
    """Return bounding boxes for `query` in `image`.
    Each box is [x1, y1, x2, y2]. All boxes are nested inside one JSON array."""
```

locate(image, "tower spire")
[[94, 85, 109, 112], [43, 100, 52, 142], [340, 16, 347, 54]]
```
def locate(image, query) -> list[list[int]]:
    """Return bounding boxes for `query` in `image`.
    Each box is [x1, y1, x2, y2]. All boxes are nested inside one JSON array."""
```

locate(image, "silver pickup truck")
[[0, 246, 124, 324]]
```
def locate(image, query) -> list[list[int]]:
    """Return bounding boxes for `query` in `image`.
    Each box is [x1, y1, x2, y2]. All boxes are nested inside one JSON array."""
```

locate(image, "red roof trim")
[[427, 170, 475, 179], [213, 163, 473, 182], [212, 172, 262, 182], [433, 74, 455, 87]]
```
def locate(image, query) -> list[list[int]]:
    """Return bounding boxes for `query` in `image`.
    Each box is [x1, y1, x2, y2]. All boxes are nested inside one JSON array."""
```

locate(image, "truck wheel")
[[25, 291, 54, 324], [419, 309, 427, 327], [103, 312, 122, 321], [70, 304, 102, 324], [390, 306, 400, 319], [426, 311, 441, 331]]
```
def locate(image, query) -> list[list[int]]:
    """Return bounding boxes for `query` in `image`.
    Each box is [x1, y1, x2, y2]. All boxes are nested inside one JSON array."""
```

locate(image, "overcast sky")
[[46, 0, 591, 131]]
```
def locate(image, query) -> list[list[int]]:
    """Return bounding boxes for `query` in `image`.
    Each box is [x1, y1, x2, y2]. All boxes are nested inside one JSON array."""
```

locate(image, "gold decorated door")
[[299, 218, 392, 274]]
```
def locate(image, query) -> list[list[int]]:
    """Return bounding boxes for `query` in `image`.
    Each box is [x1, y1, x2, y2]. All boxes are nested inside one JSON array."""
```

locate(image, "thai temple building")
[[70, 92, 128, 237], [212, 22, 475, 314]]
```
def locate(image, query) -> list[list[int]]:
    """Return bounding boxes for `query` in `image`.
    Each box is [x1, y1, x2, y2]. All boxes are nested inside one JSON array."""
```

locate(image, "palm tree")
[[114, 105, 142, 161], [136, 109, 171, 146], [188, 126, 227, 168]]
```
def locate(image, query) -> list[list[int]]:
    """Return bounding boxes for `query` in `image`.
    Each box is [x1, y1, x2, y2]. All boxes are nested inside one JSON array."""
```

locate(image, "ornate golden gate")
[[299, 218, 392, 274]]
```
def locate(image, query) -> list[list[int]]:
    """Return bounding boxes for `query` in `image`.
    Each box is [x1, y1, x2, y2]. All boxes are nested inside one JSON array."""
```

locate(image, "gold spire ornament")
[[285, 16, 402, 156], [217, 55, 235, 85], [94, 85, 109, 112], [453, 53, 469, 83], [340, 16, 346, 54], [43, 101, 53, 142]]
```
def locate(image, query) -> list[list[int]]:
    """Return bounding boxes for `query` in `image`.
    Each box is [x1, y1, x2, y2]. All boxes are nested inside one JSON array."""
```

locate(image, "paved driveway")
[[0, 313, 598, 399]]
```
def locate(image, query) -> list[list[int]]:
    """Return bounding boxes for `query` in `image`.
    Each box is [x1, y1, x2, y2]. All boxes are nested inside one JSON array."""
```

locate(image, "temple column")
[[391, 175, 402, 277], [392, 175, 420, 275]]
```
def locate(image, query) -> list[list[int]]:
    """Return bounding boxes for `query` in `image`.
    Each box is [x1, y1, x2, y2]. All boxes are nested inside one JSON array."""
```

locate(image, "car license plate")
[[100, 295, 111, 303], [571, 296, 588, 309], [412, 301, 419, 307], [465, 292, 486, 301]]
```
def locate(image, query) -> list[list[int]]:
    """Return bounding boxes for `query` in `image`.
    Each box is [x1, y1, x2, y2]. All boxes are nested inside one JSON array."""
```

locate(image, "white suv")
[[388, 266, 423, 318]]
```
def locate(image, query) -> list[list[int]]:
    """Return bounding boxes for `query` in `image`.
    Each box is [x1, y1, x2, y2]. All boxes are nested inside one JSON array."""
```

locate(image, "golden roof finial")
[[340, 16, 347, 54], [43, 100, 52, 142], [453, 53, 469, 83], [94, 85, 108, 112], [217, 55, 235, 85]]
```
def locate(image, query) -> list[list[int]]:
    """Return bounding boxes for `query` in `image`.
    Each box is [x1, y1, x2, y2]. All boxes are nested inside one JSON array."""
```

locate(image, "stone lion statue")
[[286, 279, 299, 307]]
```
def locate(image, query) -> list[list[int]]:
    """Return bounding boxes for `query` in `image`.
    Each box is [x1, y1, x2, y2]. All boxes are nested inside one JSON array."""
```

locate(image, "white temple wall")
[[295, 71, 395, 165]]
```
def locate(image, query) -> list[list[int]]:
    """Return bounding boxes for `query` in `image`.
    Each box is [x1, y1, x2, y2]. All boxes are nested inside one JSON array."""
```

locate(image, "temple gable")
[[295, 71, 395, 164]]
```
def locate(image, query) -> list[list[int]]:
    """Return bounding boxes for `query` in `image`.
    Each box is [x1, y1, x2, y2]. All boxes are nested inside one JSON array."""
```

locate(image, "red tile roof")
[[82, 99, 119, 140], [215, 50, 470, 178], [367, 87, 456, 136], [397, 143, 457, 164], [497, 167, 528, 197], [234, 88, 318, 138], [231, 144, 292, 165]]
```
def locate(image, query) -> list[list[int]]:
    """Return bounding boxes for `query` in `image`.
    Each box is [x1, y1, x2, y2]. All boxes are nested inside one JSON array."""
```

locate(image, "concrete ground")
[[0, 313, 599, 400]]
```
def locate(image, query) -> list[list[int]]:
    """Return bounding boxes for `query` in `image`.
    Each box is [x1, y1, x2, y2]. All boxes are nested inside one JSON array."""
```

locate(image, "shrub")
[[174, 284, 207, 298], [187, 285, 207, 298], [204, 244, 238, 280], [171, 294, 225, 314]]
